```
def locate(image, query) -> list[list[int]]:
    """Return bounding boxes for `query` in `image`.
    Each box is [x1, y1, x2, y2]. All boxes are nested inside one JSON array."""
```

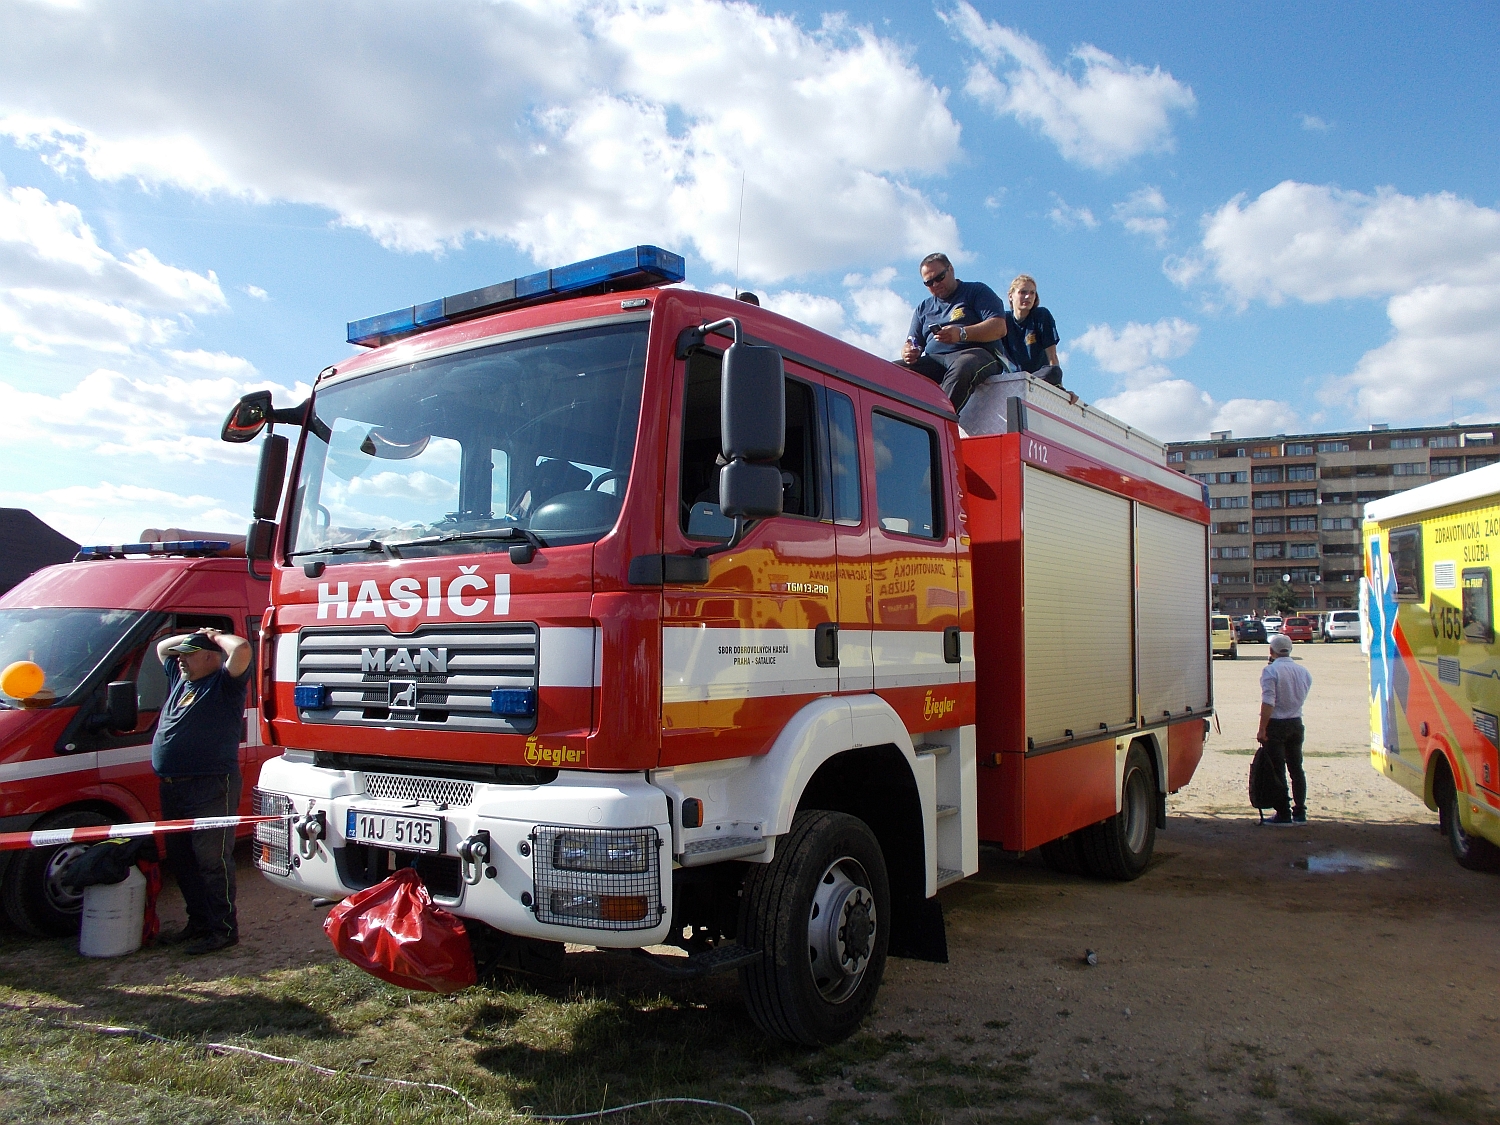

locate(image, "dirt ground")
[[114, 641, 1500, 1120]]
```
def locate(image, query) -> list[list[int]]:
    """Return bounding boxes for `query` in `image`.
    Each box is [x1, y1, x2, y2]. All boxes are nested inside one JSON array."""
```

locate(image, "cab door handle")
[[815, 622, 840, 668], [943, 626, 962, 664]]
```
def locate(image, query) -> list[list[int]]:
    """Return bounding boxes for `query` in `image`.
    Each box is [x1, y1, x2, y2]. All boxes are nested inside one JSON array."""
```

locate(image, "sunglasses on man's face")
[[923, 269, 950, 288]]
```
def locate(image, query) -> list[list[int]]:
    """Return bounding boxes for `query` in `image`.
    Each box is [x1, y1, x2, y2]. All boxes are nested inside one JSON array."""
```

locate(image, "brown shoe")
[[157, 924, 206, 946]]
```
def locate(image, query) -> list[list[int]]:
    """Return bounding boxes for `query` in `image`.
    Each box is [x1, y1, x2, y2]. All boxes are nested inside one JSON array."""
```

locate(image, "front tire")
[[1436, 766, 1500, 872], [738, 811, 890, 1046], [1079, 746, 1157, 881], [2, 809, 112, 936], [1229, 644, 1238, 660]]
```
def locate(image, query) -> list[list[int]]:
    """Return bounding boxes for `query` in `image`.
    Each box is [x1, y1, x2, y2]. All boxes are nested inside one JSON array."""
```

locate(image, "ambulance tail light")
[[346, 245, 685, 348]]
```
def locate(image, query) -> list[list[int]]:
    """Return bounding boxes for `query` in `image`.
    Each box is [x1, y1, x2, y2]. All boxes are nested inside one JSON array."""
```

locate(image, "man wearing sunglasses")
[[897, 253, 1009, 412]]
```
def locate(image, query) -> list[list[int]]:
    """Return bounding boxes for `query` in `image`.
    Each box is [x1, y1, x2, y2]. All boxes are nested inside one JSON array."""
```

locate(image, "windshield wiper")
[[289, 539, 398, 559], [392, 527, 548, 554]]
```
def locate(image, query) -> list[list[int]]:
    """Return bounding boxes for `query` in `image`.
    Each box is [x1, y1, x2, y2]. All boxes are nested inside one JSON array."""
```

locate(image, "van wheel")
[[1436, 767, 1500, 872], [1079, 746, 1157, 881], [2, 810, 112, 937], [738, 811, 890, 1046], [1229, 644, 1238, 660]]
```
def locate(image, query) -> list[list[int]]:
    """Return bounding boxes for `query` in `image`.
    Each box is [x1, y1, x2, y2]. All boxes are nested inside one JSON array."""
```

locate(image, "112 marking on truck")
[[226, 245, 1212, 1044]]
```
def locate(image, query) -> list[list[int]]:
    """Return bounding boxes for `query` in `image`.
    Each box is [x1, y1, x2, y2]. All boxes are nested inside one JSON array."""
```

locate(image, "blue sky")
[[2, 0, 1497, 543]]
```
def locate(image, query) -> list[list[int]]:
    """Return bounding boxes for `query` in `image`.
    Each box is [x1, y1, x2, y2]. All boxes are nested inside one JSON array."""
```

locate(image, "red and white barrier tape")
[[0, 814, 291, 852]]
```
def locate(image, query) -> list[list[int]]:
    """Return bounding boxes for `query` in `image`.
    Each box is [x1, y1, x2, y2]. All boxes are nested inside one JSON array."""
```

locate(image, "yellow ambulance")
[[1365, 465, 1500, 870]]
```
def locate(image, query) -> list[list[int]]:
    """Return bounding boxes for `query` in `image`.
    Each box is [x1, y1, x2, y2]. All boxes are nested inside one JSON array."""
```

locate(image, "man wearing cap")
[[1257, 633, 1313, 824], [151, 627, 251, 953]]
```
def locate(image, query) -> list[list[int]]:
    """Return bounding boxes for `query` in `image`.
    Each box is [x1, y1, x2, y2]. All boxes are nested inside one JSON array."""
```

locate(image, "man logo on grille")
[[389, 681, 417, 710]]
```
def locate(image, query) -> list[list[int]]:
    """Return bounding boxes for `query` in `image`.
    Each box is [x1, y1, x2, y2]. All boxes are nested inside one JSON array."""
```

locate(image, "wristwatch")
[[958, 326, 968, 342]]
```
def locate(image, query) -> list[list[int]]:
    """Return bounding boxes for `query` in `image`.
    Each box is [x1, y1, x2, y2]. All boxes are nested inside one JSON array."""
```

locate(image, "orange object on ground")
[[323, 868, 477, 993]]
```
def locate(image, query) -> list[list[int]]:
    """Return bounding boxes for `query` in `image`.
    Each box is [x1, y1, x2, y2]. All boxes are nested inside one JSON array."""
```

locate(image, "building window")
[[1188, 449, 1216, 460], [1211, 545, 1250, 559], [1289, 543, 1319, 559], [1467, 455, 1499, 471], [1253, 492, 1283, 509], [1284, 442, 1314, 456], [1209, 495, 1249, 509], [1212, 521, 1250, 534], [1286, 464, 1317, 481], [1255, 543, 1285, 560], [1323, 543, 1360, 556], [1252, 446, 1277, 458], [1287, 515, 1318, 531], [1253, 569, 1279, 586], [1464, 433, 1495, 446], [1189, 473, 1211, 483], [1322, 517, 1357, 530], [1431, 457, 1461, 476], [1224, 471, 1248, 484], [1287, 566, 1319, 583], [1391, 462, 1427, 476], [1356, 491, 1391, 503], [1325, 596, 1353, 609], [1429, 434, 1459, 449], [1317, 440, 1350, 453], [1391, 437, 1424, 449], [1252, 467, 1283, 484], [1222, 597, 1250, 611], [1254, 517, 1284, 534], [1286, 490, 1317, 507], [1219, 572, 1250, 585], [1166, 451, 1184, 462]]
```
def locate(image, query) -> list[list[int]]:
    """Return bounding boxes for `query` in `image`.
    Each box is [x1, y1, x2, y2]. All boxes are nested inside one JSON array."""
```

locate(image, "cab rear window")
[[1211, 616, 1230, 629], [1389, 526, 1423, 601]]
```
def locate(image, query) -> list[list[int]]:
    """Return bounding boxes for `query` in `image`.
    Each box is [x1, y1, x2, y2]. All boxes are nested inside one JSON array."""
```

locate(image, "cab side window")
[[828, 389, 861, 525], [1463, 568, 1493, 643], [679, 351, 821, 539], [1389, 526, 1423, 601], [872, 411, 942, 539]]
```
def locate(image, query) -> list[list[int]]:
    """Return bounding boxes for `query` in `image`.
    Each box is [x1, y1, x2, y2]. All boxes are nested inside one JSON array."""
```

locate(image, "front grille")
[[365, 773, 475, 807], [253, 789, 293, 875], [296, 623, 538, 734]]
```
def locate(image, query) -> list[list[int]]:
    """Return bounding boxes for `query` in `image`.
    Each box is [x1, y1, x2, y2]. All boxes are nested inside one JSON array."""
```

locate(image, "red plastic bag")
[[323, 867, 477, 993]]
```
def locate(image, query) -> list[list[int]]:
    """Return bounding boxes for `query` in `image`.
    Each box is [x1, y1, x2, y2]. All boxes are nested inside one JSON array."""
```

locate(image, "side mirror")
[[222, 390, 274, 444], [102, 681, 138, 732], [246, 519, 276, 561], [719, 342, 785, 520], [253, 434, 289, 521]]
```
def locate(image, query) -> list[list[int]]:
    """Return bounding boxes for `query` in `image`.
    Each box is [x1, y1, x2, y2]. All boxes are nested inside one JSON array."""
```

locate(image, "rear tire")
[[2, 809, 112, 936], [1079, 746, 1157, 881], [1436, 766, 1500, 872], [1229, 644, 1238, 660], [738, 811, 890, 1046]]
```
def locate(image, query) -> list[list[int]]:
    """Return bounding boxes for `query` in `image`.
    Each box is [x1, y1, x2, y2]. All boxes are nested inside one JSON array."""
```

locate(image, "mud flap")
[[888, 896, 948, 963]]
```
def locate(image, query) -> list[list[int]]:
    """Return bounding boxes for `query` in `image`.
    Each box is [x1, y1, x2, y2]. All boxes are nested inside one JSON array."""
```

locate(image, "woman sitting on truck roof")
[[1002, 275, 1063, 387]]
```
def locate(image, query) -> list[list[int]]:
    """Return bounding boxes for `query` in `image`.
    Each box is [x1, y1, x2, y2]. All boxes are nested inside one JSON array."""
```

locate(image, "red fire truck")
[[0, 539, 271, 934], [227, 246, 1210, 1044]]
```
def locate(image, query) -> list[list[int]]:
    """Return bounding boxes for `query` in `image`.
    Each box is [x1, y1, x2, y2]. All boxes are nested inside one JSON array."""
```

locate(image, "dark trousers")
[[1263, 718, 1306, 819], [159, 771, 242, 939], [905, 347, 1001, 413]]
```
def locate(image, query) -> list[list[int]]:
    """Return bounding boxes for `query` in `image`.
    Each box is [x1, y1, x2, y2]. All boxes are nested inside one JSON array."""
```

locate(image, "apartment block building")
[[1165, 423, 1500, 615]]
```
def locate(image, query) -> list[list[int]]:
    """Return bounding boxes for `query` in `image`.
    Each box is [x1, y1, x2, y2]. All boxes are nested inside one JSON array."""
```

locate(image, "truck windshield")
[[288, 322, 649, 559], [0, 608, 144, 707]]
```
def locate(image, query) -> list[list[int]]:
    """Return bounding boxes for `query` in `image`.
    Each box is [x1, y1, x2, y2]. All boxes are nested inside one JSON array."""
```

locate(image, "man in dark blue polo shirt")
[[898, 252, 1009, 412], [151, 627, 250, 954]]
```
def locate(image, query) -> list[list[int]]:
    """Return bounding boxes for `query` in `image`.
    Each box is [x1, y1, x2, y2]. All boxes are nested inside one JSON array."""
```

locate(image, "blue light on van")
[[347, 245, 685, 348], [490, 688, 537, 718]]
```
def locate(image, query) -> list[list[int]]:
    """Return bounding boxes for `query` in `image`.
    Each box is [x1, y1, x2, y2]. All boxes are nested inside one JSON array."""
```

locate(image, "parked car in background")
[[1325, 609, 1362, 642], [1211, 614, 1238, 659], [1263, 616, 1284, 635], [1236, 617, 1268, 644], [1283, 616, 1315, 643]]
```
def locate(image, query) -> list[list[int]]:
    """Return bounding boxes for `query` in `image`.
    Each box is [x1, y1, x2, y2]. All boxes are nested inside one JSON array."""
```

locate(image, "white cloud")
[[0, 1, 964, 281], [1113, 185, 1170, 244], [1047, 195, 1098, 231], [1300, 114, 1331, 132], [948, 3, 1195, 171], [243, 284, 268, 300], [1187, 180, 1500, 420], [755, 267, 913, 360], [1073, 317, 1297, 442], [0, 480, 246, 545]]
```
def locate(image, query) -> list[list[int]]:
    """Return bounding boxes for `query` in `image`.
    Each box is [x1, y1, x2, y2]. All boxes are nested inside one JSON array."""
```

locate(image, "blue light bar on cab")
[[75, 540, 233, 561], [347, 245, 685, 348]]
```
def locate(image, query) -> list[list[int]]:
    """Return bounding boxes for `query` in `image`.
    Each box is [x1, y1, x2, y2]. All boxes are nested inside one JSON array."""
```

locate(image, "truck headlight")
[[253, 789, 294, 875], [532, 825, 661, 931]]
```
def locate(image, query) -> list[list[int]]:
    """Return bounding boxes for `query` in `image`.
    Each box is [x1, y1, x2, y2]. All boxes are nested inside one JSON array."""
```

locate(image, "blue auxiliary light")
[[294, 684, 329, 710], [75, 540, 233, 561], [347, 245, 685, 348], [490, 688, 537, 718]]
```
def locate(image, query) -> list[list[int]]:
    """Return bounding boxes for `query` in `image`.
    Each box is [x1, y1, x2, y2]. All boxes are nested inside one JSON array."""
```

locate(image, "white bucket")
[[79, 866, 146, 958]]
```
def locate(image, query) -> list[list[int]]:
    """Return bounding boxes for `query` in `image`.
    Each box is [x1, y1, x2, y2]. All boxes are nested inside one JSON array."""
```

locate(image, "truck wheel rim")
[[808, 856, 876, 1003], [42, 844, 90, 913]]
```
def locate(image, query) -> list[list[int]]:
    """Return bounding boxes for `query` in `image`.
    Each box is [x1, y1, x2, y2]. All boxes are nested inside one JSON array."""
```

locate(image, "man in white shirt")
[[1257, 633, 1314, 824]]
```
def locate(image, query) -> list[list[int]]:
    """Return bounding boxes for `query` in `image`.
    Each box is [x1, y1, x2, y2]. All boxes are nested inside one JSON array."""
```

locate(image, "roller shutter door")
[[1023, 466, 1135, 745], [1137, 504, 1210, 719]]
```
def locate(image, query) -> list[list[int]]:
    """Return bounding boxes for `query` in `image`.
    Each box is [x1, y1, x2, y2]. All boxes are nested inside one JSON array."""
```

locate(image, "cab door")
[[660, 348, 838, 766]]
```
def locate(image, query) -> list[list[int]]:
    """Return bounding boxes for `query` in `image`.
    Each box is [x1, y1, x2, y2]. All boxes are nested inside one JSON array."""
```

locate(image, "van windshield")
[[288, 322, 649, 560], [0, 608, 143, 707]]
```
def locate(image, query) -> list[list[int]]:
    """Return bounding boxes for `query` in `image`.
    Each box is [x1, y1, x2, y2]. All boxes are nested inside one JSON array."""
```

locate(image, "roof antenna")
[[732, 170, 746, 298]]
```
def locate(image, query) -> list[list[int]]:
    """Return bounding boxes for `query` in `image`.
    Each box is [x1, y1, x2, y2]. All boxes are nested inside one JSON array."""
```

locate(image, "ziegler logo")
[[923, 691, 956, 721], [523, 737, 584, 766]]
